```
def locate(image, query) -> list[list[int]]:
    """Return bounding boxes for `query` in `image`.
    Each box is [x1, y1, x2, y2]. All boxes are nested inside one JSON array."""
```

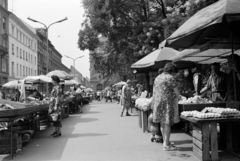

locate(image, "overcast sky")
[[8, 0, 90, 78]]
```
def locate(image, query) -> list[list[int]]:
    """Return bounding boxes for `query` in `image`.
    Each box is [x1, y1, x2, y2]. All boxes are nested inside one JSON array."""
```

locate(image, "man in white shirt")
[[96, 90, 101, 101], [105, 89, 112, 102]]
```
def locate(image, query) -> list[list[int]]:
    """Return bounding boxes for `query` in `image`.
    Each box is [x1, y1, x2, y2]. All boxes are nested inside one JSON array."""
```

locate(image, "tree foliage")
[[78, 0, 219, 81]]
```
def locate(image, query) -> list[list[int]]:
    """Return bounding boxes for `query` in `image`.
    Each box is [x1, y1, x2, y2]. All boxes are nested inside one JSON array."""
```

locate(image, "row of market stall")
[[131, 0, 240, 161], [0, 70, 93, 159]]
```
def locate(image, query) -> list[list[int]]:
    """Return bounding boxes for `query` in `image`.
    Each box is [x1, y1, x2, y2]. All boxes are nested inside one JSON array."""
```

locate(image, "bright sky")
[[8, 0, 90, 78]]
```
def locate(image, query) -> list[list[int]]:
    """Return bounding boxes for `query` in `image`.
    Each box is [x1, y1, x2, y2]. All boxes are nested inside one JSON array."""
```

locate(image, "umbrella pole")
[[231, 31, 237, 101]]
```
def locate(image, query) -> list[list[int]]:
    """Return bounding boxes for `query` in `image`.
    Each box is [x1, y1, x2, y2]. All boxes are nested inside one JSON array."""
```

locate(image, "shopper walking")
[[120, 80, 132, 117], [49, 75, 63, 137], [151, 63, 180, 151]]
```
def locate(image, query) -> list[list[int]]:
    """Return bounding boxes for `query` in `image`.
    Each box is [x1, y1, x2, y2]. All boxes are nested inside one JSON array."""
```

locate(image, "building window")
[[16, 47, 18, 57], [23, 66, 25, 77], [35, 57, 36, 65], [23, 51, 25, 60], [17, 64, 18, 76], [26, 67, 27, 77], [17, 30, 19, 40], [3, 38, 6, 47], [2, 0, 6, 9], [11, 25, 14, 36], [2, 17, 6, 31], [31, 55, 32, 64], [20, 65, 22, 77], [28, 53, 30, 62], [20, 33, 22, 42], [2, 59, 7, 72], [12, 62, 14, 76], [31, 69, 33, 75], [26, 52, 28, 61], [12, 44, 14, 55], [20, 49, 22, 58]]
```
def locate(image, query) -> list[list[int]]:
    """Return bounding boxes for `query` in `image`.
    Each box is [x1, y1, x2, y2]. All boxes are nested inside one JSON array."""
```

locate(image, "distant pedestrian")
[[120, 80, 132, 117]]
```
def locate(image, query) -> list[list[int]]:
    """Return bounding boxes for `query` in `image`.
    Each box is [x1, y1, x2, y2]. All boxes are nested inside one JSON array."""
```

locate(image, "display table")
[[0, 100, 49, 159], [178, 102, 226, 114], [181, 115, 240, 161]]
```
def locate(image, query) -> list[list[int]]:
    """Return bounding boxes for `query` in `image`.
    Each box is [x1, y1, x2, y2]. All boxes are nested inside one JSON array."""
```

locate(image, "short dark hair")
[[163, 62, 178, 74], [158, 68, 164, 74], [51, 75, 60, 83]]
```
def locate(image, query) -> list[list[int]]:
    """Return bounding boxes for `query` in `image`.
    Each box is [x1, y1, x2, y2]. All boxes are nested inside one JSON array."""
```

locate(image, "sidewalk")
[[0, 100, 238, 161]]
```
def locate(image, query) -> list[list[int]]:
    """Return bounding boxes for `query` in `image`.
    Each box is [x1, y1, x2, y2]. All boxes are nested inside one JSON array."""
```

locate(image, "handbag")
[[48, 112, 59, 122]]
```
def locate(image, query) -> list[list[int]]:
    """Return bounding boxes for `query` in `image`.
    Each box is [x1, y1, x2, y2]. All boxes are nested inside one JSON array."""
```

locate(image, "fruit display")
[[181, 111, 222, 119], [24, 99, 51, 106], [0, 104, 15, 110], [205, 107, 240, 117], [178, 95, 212, 104], [181, 107, 240, 119], [135, 97, 152, 111]]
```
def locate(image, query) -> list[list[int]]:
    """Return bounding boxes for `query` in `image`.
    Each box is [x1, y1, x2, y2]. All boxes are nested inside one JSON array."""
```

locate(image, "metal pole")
[[46, 28, 49, 96], [231, 31, 237, 101], [73, 59, 75, 80], [10, 121, 13, 159]]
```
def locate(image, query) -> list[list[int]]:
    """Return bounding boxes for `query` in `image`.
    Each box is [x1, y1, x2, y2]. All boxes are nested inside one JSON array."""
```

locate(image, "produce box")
[[0, 132, 22, 154], [178, 102, 226, 113], [0, 100, 49, 118]]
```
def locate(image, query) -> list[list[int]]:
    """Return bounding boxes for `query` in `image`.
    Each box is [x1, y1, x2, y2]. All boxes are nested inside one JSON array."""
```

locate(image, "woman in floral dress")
[[120, 80, 132, 117], [49, 75, 62, 137], [151, 63, 180, 151]]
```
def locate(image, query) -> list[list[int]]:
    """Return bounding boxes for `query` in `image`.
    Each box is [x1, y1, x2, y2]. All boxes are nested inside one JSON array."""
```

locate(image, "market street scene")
[[1, 0, 240, 161]]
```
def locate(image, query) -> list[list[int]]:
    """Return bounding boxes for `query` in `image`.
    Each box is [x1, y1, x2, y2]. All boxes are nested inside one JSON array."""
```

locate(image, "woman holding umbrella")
[[49, 75, 63, 137]]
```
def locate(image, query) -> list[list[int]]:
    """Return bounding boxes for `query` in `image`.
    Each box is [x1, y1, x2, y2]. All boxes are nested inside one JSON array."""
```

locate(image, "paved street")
[[1, 101, 238, 161]]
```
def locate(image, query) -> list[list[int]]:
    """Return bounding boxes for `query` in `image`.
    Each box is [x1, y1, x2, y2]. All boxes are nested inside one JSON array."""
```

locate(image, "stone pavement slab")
[[0, 101, 239, 161]]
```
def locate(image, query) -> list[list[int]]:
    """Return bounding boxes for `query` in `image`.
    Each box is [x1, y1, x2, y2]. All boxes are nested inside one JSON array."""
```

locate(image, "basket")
[[51, 113, 59, 122]]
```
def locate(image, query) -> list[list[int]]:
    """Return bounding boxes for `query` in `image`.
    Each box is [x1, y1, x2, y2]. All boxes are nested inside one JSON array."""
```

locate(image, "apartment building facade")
[[8, 13, 38, 81], [0, 0, 8, 85]]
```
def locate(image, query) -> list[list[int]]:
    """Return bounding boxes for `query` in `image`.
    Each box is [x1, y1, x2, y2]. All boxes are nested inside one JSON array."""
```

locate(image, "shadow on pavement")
[[178, 147, 193, 152], [172, 140, 192, 145]]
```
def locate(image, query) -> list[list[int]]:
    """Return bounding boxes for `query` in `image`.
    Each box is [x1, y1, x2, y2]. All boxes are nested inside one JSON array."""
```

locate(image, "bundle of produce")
[[178, 95, 212, 104], [135, 97, 152, 111], [0, 104, 14, 110], [181, 111, 222, 119], [204, 107, 240, 117]]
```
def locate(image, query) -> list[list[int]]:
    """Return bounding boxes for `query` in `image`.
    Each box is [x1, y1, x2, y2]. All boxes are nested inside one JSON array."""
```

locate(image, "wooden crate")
[[192, 123, 219, 161], [0, 135, 22, 154]]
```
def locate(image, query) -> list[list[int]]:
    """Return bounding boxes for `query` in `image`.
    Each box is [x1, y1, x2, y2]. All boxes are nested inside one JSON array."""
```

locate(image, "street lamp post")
[[27, 17, 68, 96], [65, 55, 84, 81]]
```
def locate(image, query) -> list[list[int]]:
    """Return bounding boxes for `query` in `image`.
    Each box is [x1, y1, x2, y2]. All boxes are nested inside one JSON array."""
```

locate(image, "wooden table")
[[0, 102, 49, 159], [181, 116, 240, 161]]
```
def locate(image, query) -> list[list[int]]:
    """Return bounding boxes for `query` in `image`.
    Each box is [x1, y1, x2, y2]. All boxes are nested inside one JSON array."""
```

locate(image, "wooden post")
[[210, 122, 219, 161]]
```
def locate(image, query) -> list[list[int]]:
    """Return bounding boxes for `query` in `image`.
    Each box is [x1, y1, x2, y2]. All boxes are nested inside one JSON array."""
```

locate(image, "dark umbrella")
[[164, 0, 240, 101], [165, 0, 240, 49], [131, 48, 195, 73]]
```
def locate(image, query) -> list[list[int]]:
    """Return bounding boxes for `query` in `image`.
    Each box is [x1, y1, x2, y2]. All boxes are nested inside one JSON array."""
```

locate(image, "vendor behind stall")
[[200, 63, 227, 101], [28, 89, 43, 100]]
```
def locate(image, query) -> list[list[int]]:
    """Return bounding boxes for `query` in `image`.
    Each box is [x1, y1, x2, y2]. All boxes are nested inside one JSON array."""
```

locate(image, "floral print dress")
[[122, 85, 132, 110], [49, 84, 62, 127], [151, 73, 178, 125]]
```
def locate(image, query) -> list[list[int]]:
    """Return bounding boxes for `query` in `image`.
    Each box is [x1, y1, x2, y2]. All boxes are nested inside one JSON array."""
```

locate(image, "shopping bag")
[[173, 98, 180, 124]]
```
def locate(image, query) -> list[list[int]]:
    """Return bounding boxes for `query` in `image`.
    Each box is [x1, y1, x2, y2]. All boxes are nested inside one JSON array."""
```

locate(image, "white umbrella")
[[113, 81, 126, 87], [46, 70, 71, 80], [83, 88, 93, 92], [80, 85, 86, 89], [60, 79, 80, 85], [24, 75, 52, 83], [3, 80, 34, 89]]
